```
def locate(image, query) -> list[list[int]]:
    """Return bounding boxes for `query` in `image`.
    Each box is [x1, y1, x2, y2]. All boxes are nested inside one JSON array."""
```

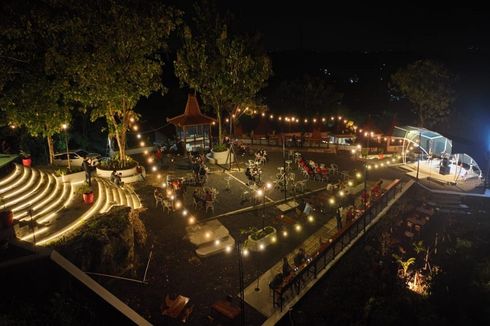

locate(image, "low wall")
[[96, 166, 145, 184]]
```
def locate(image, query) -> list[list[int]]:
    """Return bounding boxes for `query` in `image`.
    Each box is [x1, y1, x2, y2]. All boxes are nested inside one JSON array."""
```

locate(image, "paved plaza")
[[92, 150, 409, 325]]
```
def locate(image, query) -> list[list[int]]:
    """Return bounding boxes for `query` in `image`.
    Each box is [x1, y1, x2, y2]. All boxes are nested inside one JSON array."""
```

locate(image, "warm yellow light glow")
[[322, 118, 326, 122], [62, 123, 68, 130], [182, 209, 188, 216], [271, 236, 277, 243], [278, 116, 282, 120], [225, 118, 229, 123], [188, 216, 196, 224], [242, 248, 249, 256], [256, 189, 264, 197], [295, 224, 302, 232], [261, 112, 265, 117], [329, 197, 335, 205], [351, 149, 356, 154], [259, 243, 265, 250], [137, 134, 141, 139], [215, 239, 221, 246], [348, 180, 353, 187], [152, 166, 157, 172], [133, 125, 138, 131], [283, 230, 288, 237], [308, 215, 314, 222], [266, 182, 272, 189], [304, 119, 308, 123], [356, 172, 362, 179], [144, 150, 148, 155], [339, 190, 345, 197], [175, 201, 182, 209], [357, 144, 362, 149], [157, 174, 162, 179], [313, 118, 317, 123], [270, 114, 273, 119], [147, 157, 154, 163], [205, 232, 211, 238], [367, 165, 372, 170], [225, 246, 232, 253], [140, 141, 145, 147]]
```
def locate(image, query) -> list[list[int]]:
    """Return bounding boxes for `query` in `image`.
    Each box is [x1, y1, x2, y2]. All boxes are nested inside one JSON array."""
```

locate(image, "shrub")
[[212, 143, 228, 152], [98, 155, 137, 170]]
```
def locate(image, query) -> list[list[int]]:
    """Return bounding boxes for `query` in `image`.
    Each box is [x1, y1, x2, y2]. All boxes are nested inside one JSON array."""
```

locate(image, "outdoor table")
[[211, 299, 241, 320], [162, 294, 189, 319], [407, 216, 427, 227]]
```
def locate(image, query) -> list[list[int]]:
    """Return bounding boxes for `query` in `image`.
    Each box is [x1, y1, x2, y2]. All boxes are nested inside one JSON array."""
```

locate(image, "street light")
[[62, 123, 70, 171]]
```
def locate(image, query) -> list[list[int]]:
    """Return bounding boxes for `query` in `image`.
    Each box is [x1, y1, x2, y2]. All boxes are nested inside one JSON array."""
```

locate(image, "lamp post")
[[416, 131, 421, 181], [62, 123, 70, 171], [235, 239, 246, 326]]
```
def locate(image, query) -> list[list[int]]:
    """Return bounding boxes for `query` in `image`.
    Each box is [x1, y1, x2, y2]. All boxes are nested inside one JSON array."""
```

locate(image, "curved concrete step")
[[15, 174, 63, 220], [0, 166, 31, 197], [4, 170, 45, 209], [34, 179, 107, 245], [0, 164, 23, 187], [3, 168, 37, 200], [12, 173, 56, 215], [116, 186, 128, 206]]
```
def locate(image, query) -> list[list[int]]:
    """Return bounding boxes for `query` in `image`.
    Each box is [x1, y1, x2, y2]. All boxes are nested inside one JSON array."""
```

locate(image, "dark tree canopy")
[[390, 60, 455, 128], [174, 2, 271, 146]]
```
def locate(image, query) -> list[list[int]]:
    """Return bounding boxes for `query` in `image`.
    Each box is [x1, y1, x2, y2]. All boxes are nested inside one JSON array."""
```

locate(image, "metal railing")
[[272, 179, 403, 311]]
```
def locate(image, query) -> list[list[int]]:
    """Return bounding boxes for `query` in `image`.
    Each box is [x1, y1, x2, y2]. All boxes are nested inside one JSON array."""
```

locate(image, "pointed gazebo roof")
[[167, 94, 216, 128]]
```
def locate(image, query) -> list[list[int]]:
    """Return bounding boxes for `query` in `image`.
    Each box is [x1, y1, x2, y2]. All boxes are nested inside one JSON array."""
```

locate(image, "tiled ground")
[[96, 150, 408, 325]]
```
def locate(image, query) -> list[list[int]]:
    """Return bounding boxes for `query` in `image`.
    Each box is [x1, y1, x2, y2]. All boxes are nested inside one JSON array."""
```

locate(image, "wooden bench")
[[211, 299, 241, 320]]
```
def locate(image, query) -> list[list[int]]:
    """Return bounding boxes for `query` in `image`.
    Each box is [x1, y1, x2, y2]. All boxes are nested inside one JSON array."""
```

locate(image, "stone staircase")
[[0, 164, 142, 245]]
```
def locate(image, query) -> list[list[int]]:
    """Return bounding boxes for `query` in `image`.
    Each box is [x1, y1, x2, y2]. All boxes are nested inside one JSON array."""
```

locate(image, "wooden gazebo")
[[167, 94, 216, 152]]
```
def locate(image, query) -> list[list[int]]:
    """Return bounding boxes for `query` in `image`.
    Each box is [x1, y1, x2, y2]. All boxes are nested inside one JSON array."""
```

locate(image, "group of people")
[[190, 153, 208, 185], [254, 149, 268, 164], [110, 169, 123, 187], [245, 164, 262, 185]]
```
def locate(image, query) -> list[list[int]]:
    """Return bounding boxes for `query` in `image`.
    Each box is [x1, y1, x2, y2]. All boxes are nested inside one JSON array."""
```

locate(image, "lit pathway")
[[243, 179, 415, 325]]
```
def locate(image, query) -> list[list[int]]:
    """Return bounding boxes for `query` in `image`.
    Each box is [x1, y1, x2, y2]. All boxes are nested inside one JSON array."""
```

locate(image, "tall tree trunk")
[[120, 125, 127, 161], [47, 135, 54, 164], [216, 104, 222, 145]]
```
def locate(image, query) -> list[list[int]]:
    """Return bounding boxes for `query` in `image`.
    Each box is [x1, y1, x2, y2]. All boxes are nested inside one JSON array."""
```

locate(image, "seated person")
[[110, 169, 118, 184], [294, 248, 307, 266], [245, 167, 256, 184], [269, 273, 284, 290], [114, 173, 123, 187]]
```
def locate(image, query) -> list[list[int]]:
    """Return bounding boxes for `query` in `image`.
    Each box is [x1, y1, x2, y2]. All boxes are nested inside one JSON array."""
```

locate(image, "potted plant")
[[211, 143, 233, 165], [245, 226, 277, 251], [76, 184, 94, 205], [20, 150, 31, 167]]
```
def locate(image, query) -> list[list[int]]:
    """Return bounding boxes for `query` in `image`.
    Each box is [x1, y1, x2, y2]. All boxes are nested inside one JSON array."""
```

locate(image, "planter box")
[[209, 149, 234, 165], [96, 166, 144, 184], [247, 227, 277, 252], [60, 171, 85, 183]]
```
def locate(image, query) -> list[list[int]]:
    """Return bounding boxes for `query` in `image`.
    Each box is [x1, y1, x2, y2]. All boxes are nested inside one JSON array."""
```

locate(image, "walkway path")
[[243, 179, 415, 325]]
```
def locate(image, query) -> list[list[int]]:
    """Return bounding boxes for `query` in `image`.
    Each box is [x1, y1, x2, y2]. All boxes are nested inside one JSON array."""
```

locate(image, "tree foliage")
[[390, 60, 455, 128], [0, 0, 180, 162], [271, 74, 343, 116], [0, 0, 73, 163], [174, 3, 272, 145], [62, 0, 181, 161]]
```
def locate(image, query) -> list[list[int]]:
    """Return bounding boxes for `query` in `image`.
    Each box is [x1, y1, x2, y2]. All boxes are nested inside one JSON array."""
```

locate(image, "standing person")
[[336, 205, 343, 231], [82, 158, 92, 186]]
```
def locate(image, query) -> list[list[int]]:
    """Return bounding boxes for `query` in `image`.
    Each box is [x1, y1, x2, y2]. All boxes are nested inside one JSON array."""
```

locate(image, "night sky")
[[226, 3, 490, 53]]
